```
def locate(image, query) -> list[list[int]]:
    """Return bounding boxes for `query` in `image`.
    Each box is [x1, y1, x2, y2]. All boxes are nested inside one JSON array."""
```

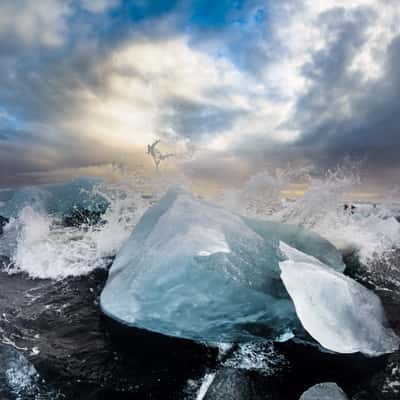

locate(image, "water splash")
[[222, 342, 288, 373], [219, 162, 400, 265], [219, 163, 312, 217], [5, 170, 167, 279], [0, 345, 61, 399], [2, 161, 400, 279]]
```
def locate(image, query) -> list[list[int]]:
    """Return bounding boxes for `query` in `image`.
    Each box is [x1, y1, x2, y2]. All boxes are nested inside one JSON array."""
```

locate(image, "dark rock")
[[203, 368, 262, 400], [203, 368, 283, 400], [198, 336, 387, 400], [0, 255, 10, 270], [363, 351, 400, 400], [197, 335, 388, 400], [343, 250, 400, 400], [275, 339, 387, 399], [343, 249, 400, 337], [343, 204, 356, 215], [0, 215, 9, 235], [62, 207, 106, 227], [299, 382, 348, 399]]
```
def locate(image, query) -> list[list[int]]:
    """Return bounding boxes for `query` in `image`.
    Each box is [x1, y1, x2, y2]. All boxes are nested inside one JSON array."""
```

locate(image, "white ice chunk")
[[279, 242, 400, 356], [279, 241, 327, 267]]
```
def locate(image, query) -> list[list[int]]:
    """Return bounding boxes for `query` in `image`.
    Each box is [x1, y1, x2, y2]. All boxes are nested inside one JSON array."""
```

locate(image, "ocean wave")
[[0, 163, 399, 280]]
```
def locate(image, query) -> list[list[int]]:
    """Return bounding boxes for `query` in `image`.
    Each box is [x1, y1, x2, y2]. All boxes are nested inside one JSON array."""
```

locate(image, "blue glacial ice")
[[100, 188, 399, 355]]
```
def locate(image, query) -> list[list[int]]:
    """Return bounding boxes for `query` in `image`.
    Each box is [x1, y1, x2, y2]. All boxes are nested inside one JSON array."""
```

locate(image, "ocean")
[[0, 170, 399, 399]]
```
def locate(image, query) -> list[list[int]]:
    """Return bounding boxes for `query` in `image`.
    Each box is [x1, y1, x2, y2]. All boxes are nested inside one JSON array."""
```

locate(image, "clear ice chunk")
[[101, 188, 348, 344]]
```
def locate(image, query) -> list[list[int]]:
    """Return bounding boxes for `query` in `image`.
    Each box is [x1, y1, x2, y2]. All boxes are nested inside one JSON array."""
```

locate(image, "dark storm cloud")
[[0, 49, 106, 186], [0, 124, 142, 187], [163, 97, 244, 141], [290, 7, 400, 180], [0, 29, 116, 122], [0, 1, 140, 186]]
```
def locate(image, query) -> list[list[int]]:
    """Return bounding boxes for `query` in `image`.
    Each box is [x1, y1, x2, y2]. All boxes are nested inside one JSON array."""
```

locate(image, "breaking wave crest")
[[1, 161, 399, 280], [218, 161, 400, 265], [2, 169, 168, 279]]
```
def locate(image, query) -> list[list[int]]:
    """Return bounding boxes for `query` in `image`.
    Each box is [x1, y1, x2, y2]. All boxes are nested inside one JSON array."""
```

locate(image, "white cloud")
[[5, 0, 395, 156], [80, 0, 118, 13], [2, 0, 399, 185], [0, 0, 71, 47], [58, 36, 287, 153], [267, 0, 400, 93], [0, 0, 119, 48]]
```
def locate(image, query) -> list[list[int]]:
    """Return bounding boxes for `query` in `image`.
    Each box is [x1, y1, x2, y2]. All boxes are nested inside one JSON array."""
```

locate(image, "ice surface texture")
[[280, 242, 400, 356], [101, 188, 398, 354]]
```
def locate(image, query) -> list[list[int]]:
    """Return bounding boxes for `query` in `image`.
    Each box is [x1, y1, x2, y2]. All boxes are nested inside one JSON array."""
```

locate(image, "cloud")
[[58, 36, 261, 146], [80, 0, 119, 13], [0, 0, 71, 47], [162, 97, 244, 141], [0, 30, 269, 185], [289, 2, 400, 180], [218, 1, 400, 183], [179, 149, 250, 186], [0, 0, 399, 189]]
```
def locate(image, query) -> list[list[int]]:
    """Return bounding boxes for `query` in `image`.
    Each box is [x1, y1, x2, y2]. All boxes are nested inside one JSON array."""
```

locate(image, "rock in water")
[[299, 382, 348, 400], [201, 368, 285, 400], [0, 255, 10, 270], [100, 188, 344, 344], [0, 215, 9, 235], [202, 369, 263, 400], [279, 242, 400, 356]]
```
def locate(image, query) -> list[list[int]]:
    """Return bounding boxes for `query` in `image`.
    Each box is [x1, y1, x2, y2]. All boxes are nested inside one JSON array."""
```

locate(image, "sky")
[[0, 0, 399, 190]]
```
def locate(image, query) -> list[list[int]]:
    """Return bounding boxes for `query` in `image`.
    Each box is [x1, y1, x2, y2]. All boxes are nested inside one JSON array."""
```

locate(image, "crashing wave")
[[218, 163, 400, 264], [1, 162, 399, 281], [0, 175, 156, 279]]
